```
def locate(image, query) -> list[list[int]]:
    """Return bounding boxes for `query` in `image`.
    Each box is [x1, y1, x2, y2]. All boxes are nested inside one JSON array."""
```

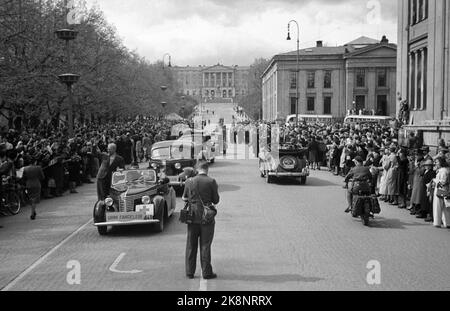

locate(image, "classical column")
[[410, 0, 414, 25], [416, 0, 420, 23], [409, 51, 415, 110], [414, 50, 420, 110], [420, 48, 426, 110]]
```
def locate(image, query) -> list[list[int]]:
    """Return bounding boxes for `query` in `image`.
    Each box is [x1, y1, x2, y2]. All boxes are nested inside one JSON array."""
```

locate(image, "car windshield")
[[152, 145, 192, 160], [112, 170, 156, 185]]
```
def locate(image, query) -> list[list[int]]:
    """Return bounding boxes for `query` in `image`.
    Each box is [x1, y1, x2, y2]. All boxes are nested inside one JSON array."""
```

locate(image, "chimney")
[[381, 35, 389, 44], [316, 40, 323, 47]]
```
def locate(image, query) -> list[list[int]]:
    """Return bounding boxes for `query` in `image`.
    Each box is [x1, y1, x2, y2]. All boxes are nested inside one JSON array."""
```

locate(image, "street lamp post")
[[287, 20, 300, 128], [56, 27, 79, 137]]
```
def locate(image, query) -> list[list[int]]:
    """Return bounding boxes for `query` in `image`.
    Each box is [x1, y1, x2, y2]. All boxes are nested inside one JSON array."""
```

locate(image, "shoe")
[[345, 207, 351, 213], [416, 214, 426, 219], [425, 217, 433, 223], [398, 205, 406, 209], [186, 274, 194, 279], [30, 213, 36, 220], [203, 273, 217, 280], [391, 202, 399, 206]]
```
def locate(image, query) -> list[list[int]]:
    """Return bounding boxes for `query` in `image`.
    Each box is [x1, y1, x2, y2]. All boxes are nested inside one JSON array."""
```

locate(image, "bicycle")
[[0, 176, 22, 216]]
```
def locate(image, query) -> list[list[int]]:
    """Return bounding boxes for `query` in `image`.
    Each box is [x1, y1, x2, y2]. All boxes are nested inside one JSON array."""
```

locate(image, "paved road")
[[1, 159, 450, 291]]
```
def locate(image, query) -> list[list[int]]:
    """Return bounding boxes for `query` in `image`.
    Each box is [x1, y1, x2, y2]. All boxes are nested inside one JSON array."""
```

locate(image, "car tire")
[[155, 204, 165, 233], [266, 175, 274, 184], [97, 226, 108, 235]]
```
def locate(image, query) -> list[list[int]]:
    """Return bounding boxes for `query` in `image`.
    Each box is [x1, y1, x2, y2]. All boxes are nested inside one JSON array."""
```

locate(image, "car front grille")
[[119, 194, 143, 212]]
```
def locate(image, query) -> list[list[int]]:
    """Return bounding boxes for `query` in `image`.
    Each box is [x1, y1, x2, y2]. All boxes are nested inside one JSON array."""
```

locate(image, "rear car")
[[259, 148, 310, 184], [149, 141, 198, 192]]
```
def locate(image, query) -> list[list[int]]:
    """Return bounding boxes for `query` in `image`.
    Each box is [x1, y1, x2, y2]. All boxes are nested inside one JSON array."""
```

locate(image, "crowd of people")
[[277, 120, 450, 229], [0, 116, 188, 219]]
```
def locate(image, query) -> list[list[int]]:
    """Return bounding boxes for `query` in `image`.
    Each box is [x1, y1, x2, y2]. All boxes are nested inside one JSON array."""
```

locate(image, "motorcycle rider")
[[344, 156, 373, 213]]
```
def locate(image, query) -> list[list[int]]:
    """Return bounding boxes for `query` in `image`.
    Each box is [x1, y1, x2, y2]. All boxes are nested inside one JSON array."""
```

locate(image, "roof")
[[344, 36, 380, 46], [278, 46, 346, 57]]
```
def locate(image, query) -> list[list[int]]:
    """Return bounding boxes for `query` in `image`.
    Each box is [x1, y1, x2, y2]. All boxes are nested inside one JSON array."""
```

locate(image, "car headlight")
[[151, 163, 158, 169], [175, 163, 181, 170], [142, 196, 151, 204], [105, 198, 114, 207]]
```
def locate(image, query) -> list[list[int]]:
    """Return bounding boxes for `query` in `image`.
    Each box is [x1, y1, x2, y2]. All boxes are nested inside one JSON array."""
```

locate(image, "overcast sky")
[[84, 0, 398, 66]]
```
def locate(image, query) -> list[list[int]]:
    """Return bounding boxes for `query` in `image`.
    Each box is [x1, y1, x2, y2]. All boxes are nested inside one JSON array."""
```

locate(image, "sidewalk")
[[0, 182, 97, 289]]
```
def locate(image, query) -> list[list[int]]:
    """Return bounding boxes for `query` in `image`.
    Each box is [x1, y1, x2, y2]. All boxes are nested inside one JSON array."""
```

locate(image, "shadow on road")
[[218, 184, 241, 193], [270, 177, 338, 187], [367, 217, 430, 229], [219, 273, 324, 284]]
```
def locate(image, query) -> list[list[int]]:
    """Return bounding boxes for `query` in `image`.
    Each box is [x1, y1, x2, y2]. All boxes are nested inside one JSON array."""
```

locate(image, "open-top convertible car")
[[149, 140, 200, 192], [93, 169, 176, 235], [259, 145, 310, 184], [177, 130, 217, 163]]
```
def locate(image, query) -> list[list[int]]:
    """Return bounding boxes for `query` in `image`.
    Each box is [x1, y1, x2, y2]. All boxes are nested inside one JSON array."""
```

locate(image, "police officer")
[[182, 161, 220, 279]]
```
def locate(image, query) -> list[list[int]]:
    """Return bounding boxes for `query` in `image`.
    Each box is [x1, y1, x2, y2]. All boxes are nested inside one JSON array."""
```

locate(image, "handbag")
[[195, 179, 217, 225], [436, 188, 450, 199], [179, 202, 193, 224]]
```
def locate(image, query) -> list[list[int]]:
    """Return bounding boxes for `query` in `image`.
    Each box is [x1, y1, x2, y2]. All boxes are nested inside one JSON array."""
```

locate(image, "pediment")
[[346, 45, 397, 58], [203, 64, 235, 72]]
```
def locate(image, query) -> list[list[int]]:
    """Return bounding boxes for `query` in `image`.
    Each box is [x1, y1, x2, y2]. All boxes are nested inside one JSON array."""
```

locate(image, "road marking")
[[109, 252, 143, 274], [1, 219, 93, 291], [199, 273, 208, 291]]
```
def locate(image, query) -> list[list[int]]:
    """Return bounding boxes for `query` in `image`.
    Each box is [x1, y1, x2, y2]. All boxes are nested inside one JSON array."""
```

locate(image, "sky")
[[83, 0, 398, 66]]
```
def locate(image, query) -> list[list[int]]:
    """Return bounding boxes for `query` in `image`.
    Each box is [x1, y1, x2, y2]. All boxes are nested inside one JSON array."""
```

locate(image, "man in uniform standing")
[[182, 161, 220, 279]]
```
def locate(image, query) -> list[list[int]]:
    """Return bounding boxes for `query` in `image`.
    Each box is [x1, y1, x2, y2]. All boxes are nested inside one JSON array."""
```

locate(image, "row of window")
[[410, 0, 428, 26], [290, 94, 389, 115], [409, 48, 428, 111], [183, 89, 246, 97], [290, 96, 332, 114], [289, 69, 388, 90]]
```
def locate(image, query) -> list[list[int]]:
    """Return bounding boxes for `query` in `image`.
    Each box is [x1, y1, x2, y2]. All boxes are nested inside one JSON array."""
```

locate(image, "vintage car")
[[259, 145, 310, 184], [149, 140, 200, 192], [177, 131, 217, 163], [93, 169, 176, 235]]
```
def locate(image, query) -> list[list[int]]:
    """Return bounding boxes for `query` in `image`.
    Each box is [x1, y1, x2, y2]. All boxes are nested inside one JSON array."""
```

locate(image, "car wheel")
[[155, 204, 165, 233], [97, 226, 108, 235], [266, 175, 274, 184]]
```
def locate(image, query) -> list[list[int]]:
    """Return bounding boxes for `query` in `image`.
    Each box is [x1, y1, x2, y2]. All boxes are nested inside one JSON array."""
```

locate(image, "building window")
[[324, 97, 332, 115], [290, 71, 297, 89], [356, 69, 366, 88], [355, 95, 365, 112], [410, 0, 428, 25], [290, 97, 297, 115], [186, 90, 190, 96], [307, 97, 315, 112], [223, 90, 227, 98], [377, 68, 387, 87], [324, 71, 332, 89], [228, 90, 233, 98], [307, 71, 315, 88]]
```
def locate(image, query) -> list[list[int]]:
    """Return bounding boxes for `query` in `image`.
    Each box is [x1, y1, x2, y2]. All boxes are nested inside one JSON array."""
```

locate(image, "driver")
[[344, 156, 372, 213]]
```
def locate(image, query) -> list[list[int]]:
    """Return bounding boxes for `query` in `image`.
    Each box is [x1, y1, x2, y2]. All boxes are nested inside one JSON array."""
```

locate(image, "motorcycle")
[[346, 180, 381, 226]]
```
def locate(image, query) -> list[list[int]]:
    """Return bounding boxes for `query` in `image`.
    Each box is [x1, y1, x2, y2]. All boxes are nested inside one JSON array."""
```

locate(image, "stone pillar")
[[420, 48, 425, 110], [409, 51, 416, 110]]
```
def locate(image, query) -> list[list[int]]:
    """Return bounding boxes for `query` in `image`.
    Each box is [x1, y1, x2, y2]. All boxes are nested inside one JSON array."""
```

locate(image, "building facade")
[[397, 0, 450, 148], [262, 37, 397, 121], [173, 64, 250, 103]]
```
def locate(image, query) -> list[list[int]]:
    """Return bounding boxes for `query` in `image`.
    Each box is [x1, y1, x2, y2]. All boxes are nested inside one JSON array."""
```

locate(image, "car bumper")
[[268, 172, 309, 177], [94, 219, 160, 227]]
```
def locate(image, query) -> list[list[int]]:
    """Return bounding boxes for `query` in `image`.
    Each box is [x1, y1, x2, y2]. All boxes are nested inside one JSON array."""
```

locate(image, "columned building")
[[173, 64, 249, 103], [397, 0, 450, 149], [261, 37, 397, 122]]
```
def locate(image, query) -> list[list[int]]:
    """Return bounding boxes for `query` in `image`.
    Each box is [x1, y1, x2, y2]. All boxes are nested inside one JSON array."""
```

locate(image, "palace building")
[[261, 36, 397, 122], [397, 0, 450, 148], [173, 64, 250, 103]]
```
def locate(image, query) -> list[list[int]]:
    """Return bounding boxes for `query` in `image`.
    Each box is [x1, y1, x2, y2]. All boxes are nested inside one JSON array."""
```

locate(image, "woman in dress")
[[384, 146, 399, 205], [22, 158, 45, 220], [432, 157, 450, 228]]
